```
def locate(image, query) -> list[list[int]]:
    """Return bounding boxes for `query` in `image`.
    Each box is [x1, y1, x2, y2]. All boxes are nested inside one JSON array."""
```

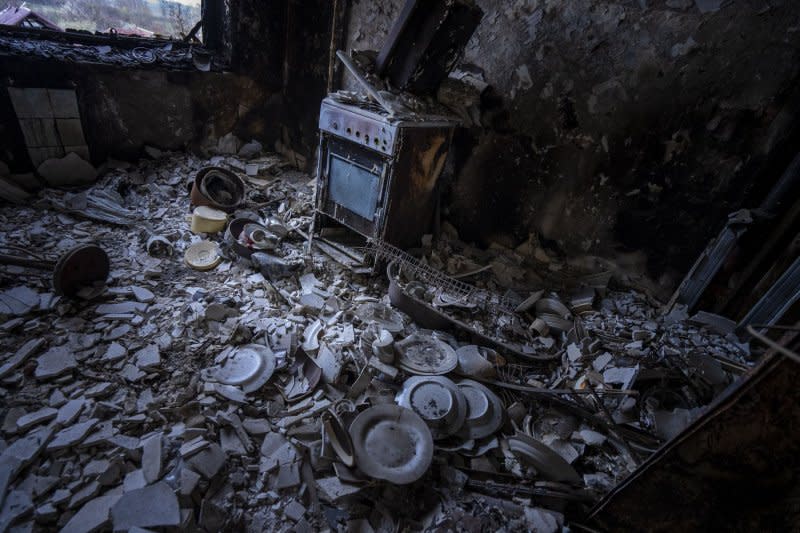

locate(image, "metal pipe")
[[0, 254, 54, 271]]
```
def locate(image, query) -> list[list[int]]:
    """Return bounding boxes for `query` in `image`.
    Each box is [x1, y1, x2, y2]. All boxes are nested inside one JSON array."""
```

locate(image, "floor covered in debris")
[[0, 152, 754, 532]]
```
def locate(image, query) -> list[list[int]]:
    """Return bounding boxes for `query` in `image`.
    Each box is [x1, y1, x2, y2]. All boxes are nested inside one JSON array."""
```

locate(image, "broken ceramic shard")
[[356, 302, 405, 332], [455, 345, 503, 379], [507, 432, 581, 484]]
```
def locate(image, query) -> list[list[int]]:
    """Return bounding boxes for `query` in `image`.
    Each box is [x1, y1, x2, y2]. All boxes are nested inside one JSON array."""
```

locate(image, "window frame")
[[0, 0, 226, 63]]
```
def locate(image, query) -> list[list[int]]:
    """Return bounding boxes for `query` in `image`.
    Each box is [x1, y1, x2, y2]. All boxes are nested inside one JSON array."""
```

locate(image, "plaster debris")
[[47, 419, 99, 451], [34, 346, 77, 379], [0, 151, 752, 532], [111, 482, 180, 530], [134, 344, 161, 370], [36, 152, 97, 187]]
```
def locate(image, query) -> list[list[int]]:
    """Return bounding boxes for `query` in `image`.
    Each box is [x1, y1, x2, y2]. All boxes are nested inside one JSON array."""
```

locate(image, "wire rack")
[[368, 240, 477, 302], [367, 240, 520, 314]]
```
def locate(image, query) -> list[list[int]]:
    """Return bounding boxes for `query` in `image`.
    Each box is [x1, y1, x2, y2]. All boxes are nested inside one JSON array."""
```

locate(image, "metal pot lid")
[[395, 332, 458, 376], [202, 344, 276, 393], [356, 302, 405, 333], [349, 404, 434, 484], [395, 376, 467, 439], [456, 379, 504, 440], [507, 432, 581, 484]]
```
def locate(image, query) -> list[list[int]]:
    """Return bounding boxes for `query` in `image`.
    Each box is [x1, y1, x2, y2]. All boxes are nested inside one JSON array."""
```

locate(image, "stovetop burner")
[[329, 93, 390, 117]]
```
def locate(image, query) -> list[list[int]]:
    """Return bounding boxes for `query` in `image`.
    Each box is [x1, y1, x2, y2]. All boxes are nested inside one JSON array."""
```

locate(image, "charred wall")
[[344, 0, 800, 290], [0, 0, 288, 169]]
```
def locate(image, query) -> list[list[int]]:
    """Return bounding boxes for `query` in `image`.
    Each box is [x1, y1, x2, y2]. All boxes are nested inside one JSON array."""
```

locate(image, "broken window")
[[0, 0, 203, 41]]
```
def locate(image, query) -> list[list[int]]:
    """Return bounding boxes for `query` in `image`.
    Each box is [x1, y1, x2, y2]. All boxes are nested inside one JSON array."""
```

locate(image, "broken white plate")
[[201, 344, 276, 393], [349, 404, 433, 485]]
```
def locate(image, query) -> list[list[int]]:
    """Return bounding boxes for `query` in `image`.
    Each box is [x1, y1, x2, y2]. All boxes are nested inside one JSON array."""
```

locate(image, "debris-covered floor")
[[0, 151, 753, 532]]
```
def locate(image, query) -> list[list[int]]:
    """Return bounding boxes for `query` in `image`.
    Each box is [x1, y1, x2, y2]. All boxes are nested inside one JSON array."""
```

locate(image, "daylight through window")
[[0, 0, 202, 40]]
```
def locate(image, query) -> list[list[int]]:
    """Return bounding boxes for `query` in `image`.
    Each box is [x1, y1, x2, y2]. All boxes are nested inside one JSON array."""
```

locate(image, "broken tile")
[[35, 346, 77, 379], [47, 419, 99, 452], [134, 345, 160, 370], [0, 339, 45, 379], [111, 482, 180, 531], [186, 443, 225, 479], [284, 500, 306, 522], [14, 407, 57, 432], [61, 493, 121, 533], [131, 286, 155, 304], [101, 341, 127, 362], [141, 433, 163, 484]]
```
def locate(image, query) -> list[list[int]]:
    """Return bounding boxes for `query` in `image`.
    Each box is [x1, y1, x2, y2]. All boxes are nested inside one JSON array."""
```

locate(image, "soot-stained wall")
[[0, 0, 287, 169], [344, 0, 800, 290]]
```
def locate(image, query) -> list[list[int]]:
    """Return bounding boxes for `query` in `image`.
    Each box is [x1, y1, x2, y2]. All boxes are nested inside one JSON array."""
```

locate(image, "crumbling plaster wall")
[[345, 0, 800, 289]]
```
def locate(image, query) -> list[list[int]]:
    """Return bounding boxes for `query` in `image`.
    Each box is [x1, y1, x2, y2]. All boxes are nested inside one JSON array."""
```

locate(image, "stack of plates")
[[535, 297, 574, 333], [456, 380, 504, 439], [395, 376, 467, 439]]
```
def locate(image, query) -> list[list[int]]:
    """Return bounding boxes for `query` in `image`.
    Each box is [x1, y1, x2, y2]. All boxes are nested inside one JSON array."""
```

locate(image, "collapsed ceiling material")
[[0, 150, 759, 531]]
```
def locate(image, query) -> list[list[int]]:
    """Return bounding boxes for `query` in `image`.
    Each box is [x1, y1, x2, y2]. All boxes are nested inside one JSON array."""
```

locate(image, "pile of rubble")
[[0, 150, 750, 531]]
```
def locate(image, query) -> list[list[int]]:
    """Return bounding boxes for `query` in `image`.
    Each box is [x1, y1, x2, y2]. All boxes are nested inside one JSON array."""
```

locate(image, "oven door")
[[319, 136, 389, 238]]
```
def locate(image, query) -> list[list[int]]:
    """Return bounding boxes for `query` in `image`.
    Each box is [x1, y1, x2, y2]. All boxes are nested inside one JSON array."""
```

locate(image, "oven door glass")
[[328, 154, 382, 220]]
